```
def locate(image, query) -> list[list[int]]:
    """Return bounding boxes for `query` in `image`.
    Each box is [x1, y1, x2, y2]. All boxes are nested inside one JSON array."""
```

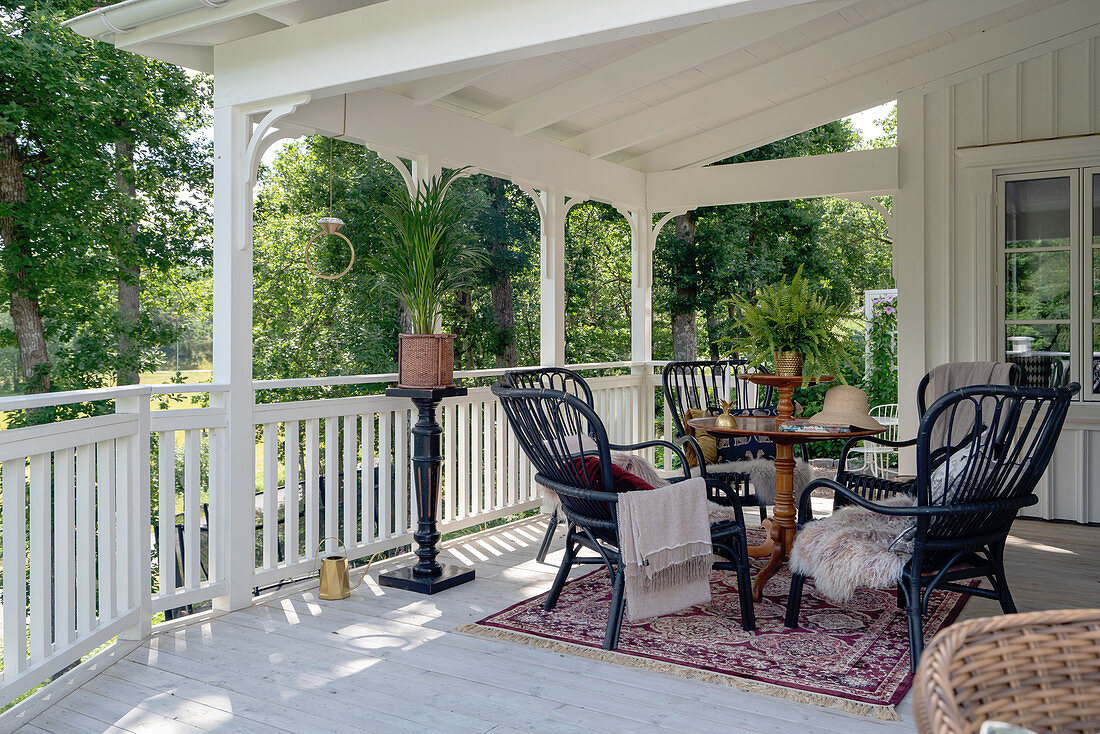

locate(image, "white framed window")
[[996, 167, 1099, 400]]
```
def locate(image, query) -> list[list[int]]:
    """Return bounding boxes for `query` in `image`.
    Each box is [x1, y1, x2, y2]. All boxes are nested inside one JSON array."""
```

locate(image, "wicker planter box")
[[398, 333, 455, 388]]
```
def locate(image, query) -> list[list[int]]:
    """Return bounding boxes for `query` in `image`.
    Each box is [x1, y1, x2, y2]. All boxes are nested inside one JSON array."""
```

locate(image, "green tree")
[[0, 1, 210, 398]]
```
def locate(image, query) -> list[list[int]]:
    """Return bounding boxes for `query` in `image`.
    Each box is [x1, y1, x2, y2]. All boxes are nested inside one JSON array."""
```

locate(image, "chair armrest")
[[799, 477, 1038, 521], [609, 439, 691, 480]]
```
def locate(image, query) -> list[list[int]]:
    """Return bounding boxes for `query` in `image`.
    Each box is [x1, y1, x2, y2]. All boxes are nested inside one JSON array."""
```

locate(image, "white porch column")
[[893, 89, 926, 475], [211, 104, 256, 611], [630, 208, 654, 444], [517, 186, 577, 367]]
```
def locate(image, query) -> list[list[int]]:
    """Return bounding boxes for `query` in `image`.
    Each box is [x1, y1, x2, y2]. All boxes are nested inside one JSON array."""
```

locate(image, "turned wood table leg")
[[752, 442, 797, 600]]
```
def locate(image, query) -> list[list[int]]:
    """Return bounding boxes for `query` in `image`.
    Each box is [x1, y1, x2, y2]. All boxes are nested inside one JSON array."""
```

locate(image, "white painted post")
[[212, 103, 256, 611], [116, 392, 151, 641], [623, 206, 655, 444], [539, 188, 566, 366], [894, 89, 926, 476]]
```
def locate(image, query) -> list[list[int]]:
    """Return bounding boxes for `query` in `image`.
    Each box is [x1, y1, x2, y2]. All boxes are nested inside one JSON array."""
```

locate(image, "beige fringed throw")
[[617, 477, 712, 621]]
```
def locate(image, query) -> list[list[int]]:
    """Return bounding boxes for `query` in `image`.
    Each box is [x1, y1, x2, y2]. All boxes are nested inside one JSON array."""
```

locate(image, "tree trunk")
[[1, 133, 50, 393], [670, 212, 697, 362], [705, 306, 719, 360], [490, 275, 517, 368], [485, 177, 518, 369], [454, 289, 474, 370], [115, 140, 141, 386]]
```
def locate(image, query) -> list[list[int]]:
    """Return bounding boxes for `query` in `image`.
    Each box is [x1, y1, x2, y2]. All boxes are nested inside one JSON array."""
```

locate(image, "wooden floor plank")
[[21, 515, 1100, 734]]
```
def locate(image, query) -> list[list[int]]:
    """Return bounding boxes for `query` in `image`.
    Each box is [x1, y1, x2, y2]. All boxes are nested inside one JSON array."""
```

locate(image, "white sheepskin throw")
[[788, 495, 916, 604], [690, 458, 812, 505]]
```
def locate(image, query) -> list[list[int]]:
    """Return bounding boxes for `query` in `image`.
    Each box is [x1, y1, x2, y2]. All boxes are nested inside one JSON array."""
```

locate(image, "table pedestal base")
[[379, 564, 475, 595], [747, 519, 795, 601]]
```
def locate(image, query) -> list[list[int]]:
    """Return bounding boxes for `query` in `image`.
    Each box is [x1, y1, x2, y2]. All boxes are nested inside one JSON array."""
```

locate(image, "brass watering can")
[[317, 537, 376, 600]]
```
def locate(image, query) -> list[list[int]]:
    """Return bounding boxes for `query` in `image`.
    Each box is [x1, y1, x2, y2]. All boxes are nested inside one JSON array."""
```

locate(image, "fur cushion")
[[789, 495, 916, 604]]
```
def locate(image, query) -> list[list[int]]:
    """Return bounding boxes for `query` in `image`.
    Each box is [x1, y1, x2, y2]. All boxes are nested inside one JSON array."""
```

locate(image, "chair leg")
[[896, 582, 906, 609], [544, 532, 575, 612], [988, 542, 1018, 614], [736, 550, 756, 632], [784, 573, 805, 628], [905, 576, 924, 673], [605, 566, 626, 650], [536, 508, 559, 563], [758, 504, 768, 523]]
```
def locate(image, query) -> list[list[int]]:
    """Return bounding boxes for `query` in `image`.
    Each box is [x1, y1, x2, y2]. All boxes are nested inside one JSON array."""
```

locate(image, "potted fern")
[[728, 267, 856, 386], [371, 167, 481, 388]]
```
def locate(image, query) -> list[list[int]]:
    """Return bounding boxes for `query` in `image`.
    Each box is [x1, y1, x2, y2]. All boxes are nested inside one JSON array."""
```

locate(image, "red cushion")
[[570, 456, 655, 493]]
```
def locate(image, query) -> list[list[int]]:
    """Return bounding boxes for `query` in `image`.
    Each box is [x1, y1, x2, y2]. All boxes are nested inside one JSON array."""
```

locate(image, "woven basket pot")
[[398, 334, 456, 388], [773, 350, 803, 377]]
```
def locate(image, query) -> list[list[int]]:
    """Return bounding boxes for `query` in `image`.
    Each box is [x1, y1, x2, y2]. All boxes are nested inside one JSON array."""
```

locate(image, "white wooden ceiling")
[[68, 0, 1090, 172]]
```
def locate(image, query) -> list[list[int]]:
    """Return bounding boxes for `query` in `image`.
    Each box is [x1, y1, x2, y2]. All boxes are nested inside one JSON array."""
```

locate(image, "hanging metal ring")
[[304, 229, 355, 280]]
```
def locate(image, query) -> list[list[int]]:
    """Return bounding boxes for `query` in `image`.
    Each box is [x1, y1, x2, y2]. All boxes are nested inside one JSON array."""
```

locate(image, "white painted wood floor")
[[14, 515, 1100, 734]]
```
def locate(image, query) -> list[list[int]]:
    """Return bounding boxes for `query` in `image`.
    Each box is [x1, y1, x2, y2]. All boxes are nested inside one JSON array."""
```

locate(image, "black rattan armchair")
[[503, 367, 688, 563], [492, 383, 756, 649], [834, 362, 1023, 509], [662, 359, 777, 519], [787, 382, 1079, 671]]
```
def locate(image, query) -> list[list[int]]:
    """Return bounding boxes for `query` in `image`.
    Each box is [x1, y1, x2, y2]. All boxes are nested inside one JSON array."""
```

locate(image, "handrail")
[[0, 383, 229, 413]]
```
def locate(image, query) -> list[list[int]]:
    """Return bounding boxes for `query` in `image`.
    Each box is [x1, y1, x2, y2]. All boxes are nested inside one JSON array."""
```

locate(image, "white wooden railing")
[[0, 364, 660, 711]]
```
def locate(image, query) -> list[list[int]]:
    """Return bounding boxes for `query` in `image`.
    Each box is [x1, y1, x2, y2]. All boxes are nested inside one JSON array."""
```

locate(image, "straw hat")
[[808, 386, 884, 430]]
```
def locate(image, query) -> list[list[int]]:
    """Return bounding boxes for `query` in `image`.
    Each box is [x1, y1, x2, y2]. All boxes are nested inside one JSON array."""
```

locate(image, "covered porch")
[[3, 0, 1100, 730]]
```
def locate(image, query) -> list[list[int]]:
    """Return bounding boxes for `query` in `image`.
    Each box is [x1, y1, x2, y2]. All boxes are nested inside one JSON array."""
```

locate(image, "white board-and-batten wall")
[[895, 30, 1100, 522]]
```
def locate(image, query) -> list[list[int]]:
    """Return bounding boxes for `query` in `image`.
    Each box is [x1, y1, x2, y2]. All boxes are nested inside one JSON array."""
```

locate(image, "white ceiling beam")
[[646, 148, 897, 211], [628, 0, 1100, 171], [211, 0, 827, 108], [282, 89, 647, 208], [568, 0, 1019, 160], [397, 64, 513, 106], [480, 1, 851, 136], [113, 0, 301, 48]]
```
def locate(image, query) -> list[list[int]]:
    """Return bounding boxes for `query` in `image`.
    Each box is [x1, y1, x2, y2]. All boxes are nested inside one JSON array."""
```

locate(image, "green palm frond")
[[369, 167, 483, 334]]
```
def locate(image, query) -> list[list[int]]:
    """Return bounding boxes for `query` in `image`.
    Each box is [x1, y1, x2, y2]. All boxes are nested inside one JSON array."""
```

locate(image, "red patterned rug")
[[459, 531, 973, 720]]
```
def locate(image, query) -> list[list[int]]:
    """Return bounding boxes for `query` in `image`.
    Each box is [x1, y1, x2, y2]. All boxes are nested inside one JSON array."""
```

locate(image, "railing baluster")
[[457, 401, 469, 519], [76, 444, 96, 634], [378, 411, 392, 538], [472, 400, 483, 517], [495, 401, 505, 510], [157, 432, 175, 599], [362, 413, 375, 544], [484, 401, 495, 511], [324, 417, 338, 555], [285, 420, 300, 566], [343, 414, 357, 548], [443, 402, 456, 523], [395, 408, 409, 535], [3, 458, 28, 676], [304, 419, 320, 560], [184, 429, 201, 587], [262, 423, 278, 569], [54, 448, 76, 647], [95, 441, 116, 621], [29, 453, 51, 662]]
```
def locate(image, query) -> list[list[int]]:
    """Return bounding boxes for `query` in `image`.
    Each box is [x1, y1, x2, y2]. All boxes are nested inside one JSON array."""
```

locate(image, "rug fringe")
[[455, 622, 902, 722]]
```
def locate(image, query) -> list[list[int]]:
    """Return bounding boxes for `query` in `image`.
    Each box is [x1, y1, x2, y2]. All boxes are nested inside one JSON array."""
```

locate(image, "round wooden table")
[[687, 374, 884, 601]]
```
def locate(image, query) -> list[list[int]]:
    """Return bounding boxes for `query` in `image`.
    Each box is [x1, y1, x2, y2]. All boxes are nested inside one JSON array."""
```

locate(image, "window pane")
[[1093, 324, 1100, 394], [1005, 177, 1071, 248], [1093, 173, 1099, 244], [1094, 247, 1100, 318], [1005, 251, 1071, 320], [1006, 323, 1071, 359]]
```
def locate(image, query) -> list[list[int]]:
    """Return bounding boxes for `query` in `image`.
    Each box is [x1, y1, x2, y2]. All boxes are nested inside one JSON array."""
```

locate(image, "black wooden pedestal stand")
[[378, 386, 475, 595]]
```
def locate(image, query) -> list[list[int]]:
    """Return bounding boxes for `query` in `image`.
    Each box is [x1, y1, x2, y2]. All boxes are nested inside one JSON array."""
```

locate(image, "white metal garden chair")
[[845, 403, 899, 477]]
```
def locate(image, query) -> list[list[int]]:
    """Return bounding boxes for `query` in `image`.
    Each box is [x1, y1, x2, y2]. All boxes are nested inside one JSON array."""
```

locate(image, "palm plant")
[[371, 167, 481, 333], [729, 267, 857, 386]]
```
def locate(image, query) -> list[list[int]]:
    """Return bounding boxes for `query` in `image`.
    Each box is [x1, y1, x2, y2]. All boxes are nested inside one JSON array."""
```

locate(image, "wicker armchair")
[[502, 367, 675, 563], [788, 382, 1079, 671], [492, 383, 756, 649], [834, 362, 1023, 510], [662, 359, 778, 519], [914, 609, 1100, 734]]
